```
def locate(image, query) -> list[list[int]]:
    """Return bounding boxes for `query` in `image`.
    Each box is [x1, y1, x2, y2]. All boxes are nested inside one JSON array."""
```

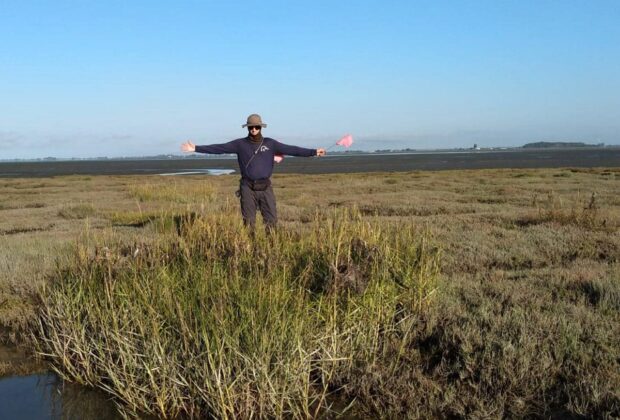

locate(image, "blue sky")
[[1, 1, 619, 159]]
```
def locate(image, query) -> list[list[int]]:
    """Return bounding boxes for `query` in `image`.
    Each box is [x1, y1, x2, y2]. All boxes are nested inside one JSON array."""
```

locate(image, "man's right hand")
[[181, 141, 196, 153]]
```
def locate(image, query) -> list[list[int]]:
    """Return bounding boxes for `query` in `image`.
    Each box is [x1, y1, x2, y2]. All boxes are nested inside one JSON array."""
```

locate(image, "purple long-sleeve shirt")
[[195, 137, 317, 181]]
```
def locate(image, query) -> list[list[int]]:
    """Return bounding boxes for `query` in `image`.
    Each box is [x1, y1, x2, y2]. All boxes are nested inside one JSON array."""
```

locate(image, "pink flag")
[[336, 134, 353, 148], [274, 154, 284, 163]]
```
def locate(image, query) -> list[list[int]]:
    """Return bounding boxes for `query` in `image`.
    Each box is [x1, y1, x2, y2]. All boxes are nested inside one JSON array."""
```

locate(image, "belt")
[[240, 177, 271, 190]]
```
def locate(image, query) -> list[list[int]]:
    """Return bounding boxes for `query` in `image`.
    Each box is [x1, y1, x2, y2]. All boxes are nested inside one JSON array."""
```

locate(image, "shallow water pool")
[[0, 373, 122, 419]]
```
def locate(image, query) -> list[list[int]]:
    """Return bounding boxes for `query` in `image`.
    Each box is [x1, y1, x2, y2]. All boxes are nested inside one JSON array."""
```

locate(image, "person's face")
[[248, 126, 262, 135]]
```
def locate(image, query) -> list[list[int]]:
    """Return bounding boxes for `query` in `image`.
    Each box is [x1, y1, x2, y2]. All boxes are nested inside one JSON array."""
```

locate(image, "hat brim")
[[242, 123, 267, 128]]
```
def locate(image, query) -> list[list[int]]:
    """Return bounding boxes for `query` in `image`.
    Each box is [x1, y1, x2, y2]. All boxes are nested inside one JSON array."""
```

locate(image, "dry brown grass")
[[1, 167, 619, 417]]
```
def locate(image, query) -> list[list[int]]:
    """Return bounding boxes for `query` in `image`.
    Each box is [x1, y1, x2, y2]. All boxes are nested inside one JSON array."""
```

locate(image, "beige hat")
[[242, 113, 267, 128]]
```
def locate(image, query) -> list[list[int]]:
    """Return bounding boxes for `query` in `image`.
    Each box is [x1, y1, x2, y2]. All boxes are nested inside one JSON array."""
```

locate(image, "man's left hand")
[[316, 148, 326, 157]]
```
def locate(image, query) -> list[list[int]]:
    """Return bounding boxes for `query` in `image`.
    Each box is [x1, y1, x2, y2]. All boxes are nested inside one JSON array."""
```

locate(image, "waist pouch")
[[242, 178, 271, 191]]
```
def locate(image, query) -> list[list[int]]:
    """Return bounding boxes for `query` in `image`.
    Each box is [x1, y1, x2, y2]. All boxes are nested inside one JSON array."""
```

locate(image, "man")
[[181, 114, 326, 231]]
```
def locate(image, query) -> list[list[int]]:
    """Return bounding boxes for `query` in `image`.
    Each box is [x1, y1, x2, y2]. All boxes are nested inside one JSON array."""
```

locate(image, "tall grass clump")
[[57, 203, 96, 219], [526, 191, 615, 230], [128, 179, 215, 204], [35, 208, 441, 418]]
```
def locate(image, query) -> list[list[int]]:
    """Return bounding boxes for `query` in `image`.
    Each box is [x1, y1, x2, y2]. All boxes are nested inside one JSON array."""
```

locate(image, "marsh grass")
[[107, 210, 162, 227], [2, 168, 619, 417], [522, 191, 615, 230], [128, 179, 215, 204], [35, 208, 441, 418]]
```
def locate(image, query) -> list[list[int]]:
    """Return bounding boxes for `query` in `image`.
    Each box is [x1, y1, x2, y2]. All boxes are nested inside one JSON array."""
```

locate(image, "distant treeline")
[[523, 141, 605, 149]]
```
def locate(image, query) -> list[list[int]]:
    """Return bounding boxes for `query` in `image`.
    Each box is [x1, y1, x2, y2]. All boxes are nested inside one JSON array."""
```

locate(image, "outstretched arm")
[[181, 140, 238, 154], [273, 140, 326, 157]]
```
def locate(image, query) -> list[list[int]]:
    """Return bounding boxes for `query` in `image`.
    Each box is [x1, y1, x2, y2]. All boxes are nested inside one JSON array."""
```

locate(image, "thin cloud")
[[0, 131, 24, 149], [41, 133, 134, 147]]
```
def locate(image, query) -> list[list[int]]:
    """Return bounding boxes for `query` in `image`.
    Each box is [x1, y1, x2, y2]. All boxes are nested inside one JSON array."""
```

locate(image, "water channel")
[[0, 344, 122, 419]]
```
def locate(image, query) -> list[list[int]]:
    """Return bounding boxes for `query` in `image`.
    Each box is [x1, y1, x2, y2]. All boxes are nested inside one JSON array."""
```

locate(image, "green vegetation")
[[0, 168, 618, 417], [36, 209, 439, 418]]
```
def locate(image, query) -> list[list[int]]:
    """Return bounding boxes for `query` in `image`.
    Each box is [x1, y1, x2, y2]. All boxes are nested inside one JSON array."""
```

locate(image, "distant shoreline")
[[1, 147, 620, 178], [2, 145, 618, 164]]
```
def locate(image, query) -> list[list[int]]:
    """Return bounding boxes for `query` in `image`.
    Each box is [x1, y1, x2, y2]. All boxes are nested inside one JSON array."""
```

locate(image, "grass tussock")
[[35, 209, 441, 418], [519, 191, 615, 230], [129, 179, 215, 204], [58, 203, 96, 219], [107, 210, 161, 227]]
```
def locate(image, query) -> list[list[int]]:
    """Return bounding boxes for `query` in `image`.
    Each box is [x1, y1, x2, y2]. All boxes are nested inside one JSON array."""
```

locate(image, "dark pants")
[[239, 181, 277, 231]]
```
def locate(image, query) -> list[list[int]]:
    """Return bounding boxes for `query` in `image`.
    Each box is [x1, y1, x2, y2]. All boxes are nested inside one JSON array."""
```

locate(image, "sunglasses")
[[248, 126, 262, 131]]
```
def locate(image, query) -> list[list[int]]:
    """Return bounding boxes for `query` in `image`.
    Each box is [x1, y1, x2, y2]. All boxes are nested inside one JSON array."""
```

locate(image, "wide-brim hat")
[[242, 113, 267, 128]]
